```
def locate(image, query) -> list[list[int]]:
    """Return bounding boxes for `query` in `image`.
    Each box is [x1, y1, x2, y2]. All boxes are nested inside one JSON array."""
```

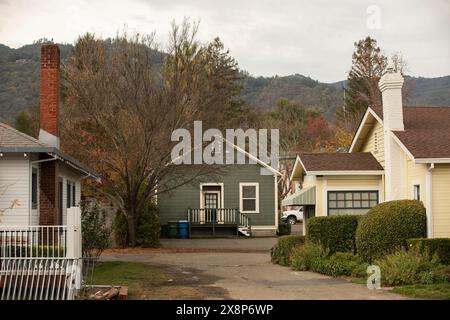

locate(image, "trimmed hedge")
[[356, 200, 427, 261], [306, 215, 360, 254], [407, 238, 450, 265], [277, 223, 291, 236], [1, 245, 66, 258], [271, 235, 305, 266]]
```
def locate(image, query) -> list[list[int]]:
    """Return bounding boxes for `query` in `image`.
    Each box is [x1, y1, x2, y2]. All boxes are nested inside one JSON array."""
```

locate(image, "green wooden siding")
[[158, 164, 276, 226]]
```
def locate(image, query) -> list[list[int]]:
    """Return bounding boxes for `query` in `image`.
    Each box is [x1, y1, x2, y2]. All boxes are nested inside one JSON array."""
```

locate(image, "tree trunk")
[[126, 211, 137, 246]]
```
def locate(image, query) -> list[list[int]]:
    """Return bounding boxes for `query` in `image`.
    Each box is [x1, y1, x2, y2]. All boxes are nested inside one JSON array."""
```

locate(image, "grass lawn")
[[392, 283, 450, 300], [347, 277, 450, 300], [88, 261, 227, 300]]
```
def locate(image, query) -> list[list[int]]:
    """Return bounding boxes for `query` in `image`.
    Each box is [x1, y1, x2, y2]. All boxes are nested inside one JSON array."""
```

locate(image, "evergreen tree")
[[337, 37, 387, 131]]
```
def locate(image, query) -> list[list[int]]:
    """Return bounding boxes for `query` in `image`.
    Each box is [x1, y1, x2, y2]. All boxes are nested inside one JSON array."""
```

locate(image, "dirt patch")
[[90, 261, 230, 300]]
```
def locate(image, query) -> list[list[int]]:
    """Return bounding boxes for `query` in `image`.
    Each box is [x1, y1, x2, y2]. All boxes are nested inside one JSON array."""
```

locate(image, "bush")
[[374, 248, 446, 286], [271, 235, 305, 266], [136, 202, 161, 247], [307, 215, 360, 254], [4, 245, 66, 258], [277, 223, 291, 236], [113, 210, 128, 248], [309, 252, 369, 277], [290, 242, 327, 271], [81, 200, 111, 258], [356, 200, 426, 261], [407, 238, 450, 265]]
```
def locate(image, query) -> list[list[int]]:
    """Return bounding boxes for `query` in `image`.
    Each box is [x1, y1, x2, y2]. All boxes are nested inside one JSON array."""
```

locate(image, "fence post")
[[66, 208, 75, 258]]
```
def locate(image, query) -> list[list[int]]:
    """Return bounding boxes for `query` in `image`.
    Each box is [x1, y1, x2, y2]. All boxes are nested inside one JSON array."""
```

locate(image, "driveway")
[[102, 238, 407, 300]]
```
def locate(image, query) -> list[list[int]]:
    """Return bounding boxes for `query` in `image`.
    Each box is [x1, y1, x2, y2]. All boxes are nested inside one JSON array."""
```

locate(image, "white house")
[[0, 44, 99, 227]]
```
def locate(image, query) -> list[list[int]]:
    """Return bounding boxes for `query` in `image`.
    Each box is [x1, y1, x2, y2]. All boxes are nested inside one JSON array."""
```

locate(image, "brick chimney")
[[39, 44, 60, 226], [39, 44, 60, 148]]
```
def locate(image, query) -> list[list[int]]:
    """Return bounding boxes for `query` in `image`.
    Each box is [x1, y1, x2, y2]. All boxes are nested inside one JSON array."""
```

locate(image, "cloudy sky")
[[0, 0, 449, 82]]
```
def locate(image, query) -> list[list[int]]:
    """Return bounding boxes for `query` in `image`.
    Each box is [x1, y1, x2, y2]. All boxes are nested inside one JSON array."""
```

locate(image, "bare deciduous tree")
[[62, 21, 243, 244]]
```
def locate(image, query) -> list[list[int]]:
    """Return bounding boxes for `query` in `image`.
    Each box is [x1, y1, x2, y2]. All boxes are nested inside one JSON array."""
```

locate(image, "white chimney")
[[379, 70, 406, 201], [378, 71, 404, 131]]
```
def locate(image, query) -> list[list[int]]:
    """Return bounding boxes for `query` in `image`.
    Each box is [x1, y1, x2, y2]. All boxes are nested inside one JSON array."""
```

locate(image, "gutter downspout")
[[426, 163, 434, 238]]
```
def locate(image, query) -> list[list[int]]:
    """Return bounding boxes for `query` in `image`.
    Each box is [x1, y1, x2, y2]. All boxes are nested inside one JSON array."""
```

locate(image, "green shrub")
[[310, 252, 369, 277], [374, 248, 443, 286], [271, 235, 305, 266], [113, 210, 128, 248], [356, 200, 426, 261], [136, 202, 161, 247], [407, 238, 450, 265], [277, 223, 291, 236], [81, 200, 111, 258], [4, 245, 66, 258], [307, 215, 360, 254], [290, 242, 326, 271]]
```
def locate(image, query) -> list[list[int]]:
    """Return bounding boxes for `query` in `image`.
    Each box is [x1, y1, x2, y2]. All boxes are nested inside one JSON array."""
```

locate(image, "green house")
[[158, 149, 281, 237]]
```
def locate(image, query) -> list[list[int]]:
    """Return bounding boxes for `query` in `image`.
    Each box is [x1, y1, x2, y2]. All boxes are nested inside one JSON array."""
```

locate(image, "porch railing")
[[187, 208, 251, 229], [0, 207, 82, 300], [0, 226, 67, 258]]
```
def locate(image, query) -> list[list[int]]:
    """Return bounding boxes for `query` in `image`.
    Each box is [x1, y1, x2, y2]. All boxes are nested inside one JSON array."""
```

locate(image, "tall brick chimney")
[[39, 44, 60, 148], [39, 44, 60, 226]]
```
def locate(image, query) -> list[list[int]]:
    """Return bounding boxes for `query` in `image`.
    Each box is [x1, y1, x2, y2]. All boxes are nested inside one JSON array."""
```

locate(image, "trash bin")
[[178, 220, 189, 239], [168, 221, 178, 238]]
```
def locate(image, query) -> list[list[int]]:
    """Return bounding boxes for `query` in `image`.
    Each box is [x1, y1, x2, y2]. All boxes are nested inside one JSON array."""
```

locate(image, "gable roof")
[[0, 122, 100, 179], [0, 123, 47, 148], [298, 152, 383, 173], [392, 107, 450, 159], [351, 106, 450, 160]]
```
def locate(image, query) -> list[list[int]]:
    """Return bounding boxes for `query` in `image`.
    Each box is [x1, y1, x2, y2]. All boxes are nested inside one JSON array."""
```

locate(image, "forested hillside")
[[1, 41, 449, 122]]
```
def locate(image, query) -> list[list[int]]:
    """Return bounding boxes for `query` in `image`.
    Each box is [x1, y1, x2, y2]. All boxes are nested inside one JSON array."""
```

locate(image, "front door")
[[204, 192, 219, 222]]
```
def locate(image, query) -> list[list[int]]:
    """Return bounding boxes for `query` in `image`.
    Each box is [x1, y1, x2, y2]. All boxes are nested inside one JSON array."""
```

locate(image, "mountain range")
[[1, 42, 449, 122]]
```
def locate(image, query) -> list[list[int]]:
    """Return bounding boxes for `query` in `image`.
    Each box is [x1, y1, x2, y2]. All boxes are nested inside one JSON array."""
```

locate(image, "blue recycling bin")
[[178, 220, 189, 239]]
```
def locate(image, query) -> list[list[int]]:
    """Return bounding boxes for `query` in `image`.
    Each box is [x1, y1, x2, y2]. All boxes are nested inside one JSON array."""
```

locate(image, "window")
[[328, 191, 378, 215], [72, 184, 76, 206], [58, 178, 63, 225], [239, 183, 259, 213], [414, 185, 420, 201], [31, 167, 38, 209], [67, 181, 77, 208]]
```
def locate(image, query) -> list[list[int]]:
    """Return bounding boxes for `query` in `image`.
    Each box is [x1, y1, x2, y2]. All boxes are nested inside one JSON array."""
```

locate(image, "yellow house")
[[283, 71, 450, 238]]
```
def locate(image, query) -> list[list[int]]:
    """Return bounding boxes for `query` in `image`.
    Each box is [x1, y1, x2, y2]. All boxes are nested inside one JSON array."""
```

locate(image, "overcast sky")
[[0, 0, 449, 82]]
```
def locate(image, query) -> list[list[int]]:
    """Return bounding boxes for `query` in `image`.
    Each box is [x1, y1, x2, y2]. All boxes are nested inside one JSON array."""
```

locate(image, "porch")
[[0, 207, 82, 300], [187, 208, 251, 237]]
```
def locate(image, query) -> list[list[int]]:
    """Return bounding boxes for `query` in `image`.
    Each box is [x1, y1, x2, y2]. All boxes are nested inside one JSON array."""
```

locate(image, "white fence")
[[0, 207, 82, 300]]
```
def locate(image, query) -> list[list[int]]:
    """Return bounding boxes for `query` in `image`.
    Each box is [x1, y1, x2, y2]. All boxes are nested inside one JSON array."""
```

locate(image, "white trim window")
[[31, 167, 38, 209], [239, 182, 259, 213], [413, 184, 420, 201], [66, 180, 77, 208]]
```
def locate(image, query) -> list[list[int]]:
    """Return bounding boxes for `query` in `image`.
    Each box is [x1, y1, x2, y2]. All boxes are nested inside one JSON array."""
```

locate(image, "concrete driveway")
[[102, 238, 407, 300]]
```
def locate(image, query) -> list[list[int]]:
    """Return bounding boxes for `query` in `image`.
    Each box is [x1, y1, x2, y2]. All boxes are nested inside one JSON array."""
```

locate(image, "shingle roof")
[[299, 152, 383, 172], [0, 122, 100, 179], [390, 106, 450, 158], [0, 122, 47, 148]]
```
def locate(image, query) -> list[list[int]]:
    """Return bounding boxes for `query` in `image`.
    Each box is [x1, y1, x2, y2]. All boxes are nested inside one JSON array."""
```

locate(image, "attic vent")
[[374, 132, 379, 154]]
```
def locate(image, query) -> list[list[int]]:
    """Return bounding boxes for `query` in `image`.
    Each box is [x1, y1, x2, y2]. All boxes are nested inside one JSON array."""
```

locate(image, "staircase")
[[238, 212, 251, 237]]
